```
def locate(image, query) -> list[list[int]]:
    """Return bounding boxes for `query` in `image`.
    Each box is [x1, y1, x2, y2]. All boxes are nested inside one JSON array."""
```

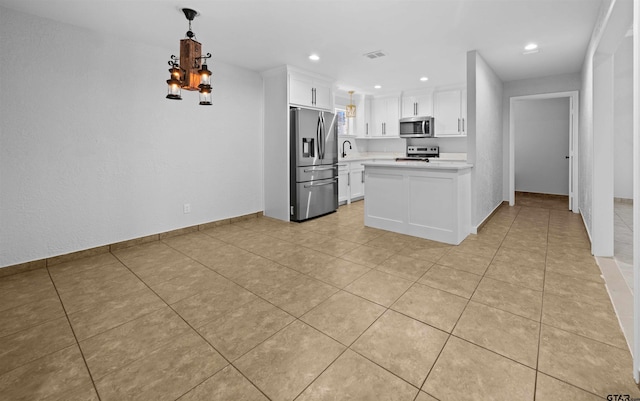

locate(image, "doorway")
[[508, 91, 580, 212]]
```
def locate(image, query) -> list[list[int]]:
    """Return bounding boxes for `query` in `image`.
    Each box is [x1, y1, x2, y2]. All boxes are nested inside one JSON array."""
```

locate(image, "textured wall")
[[0, 7, 264, 267], [467, 51, 504, 228]]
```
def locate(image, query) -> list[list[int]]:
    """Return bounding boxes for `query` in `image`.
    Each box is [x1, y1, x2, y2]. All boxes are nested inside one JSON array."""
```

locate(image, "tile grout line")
[[535, 207, 620, 399], [155, 226, 407, 400], [418, 203, 522, 393], [280, 212, 449, 399], [16, 200, 617, 400], [110, 249, 280, 401], [43, 266, 103, 401], [291, 257, 431, 400], [532, 208, 551, 401]]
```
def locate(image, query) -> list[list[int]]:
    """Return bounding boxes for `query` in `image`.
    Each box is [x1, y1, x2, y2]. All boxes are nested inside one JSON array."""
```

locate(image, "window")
[[335, 108, 347, 136]]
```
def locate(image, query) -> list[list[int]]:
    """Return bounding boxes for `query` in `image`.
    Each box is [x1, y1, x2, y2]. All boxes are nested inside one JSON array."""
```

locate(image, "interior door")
[[513, 97, 571, 197]]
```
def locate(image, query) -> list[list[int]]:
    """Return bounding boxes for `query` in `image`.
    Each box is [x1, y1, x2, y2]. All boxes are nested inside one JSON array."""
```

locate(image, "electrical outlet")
[[183, 203, 191, 214]]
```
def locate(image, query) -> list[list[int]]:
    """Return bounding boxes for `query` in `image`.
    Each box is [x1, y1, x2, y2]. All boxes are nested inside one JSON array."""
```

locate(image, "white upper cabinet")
[[434, 88, 467, 137], [354, 95, 372, 138], [371, 96, 400, 136], [289, 72, 333, 111], [401, 91, 434, 118]]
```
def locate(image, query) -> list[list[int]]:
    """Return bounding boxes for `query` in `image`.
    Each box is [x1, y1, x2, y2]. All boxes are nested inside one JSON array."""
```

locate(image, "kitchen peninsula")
[[363, 161, 472, 245]]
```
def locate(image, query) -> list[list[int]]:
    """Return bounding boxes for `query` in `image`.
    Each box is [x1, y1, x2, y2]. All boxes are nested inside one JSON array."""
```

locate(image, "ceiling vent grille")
[[364, 50, 386, 59]]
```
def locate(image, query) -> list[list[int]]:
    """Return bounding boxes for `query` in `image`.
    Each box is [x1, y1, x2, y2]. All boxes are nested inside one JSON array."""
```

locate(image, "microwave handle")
[[422, 120, 426, 135]]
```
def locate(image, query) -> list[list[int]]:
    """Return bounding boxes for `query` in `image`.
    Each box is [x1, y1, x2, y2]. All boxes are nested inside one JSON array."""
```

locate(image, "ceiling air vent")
[[364, 50, 386, 59]]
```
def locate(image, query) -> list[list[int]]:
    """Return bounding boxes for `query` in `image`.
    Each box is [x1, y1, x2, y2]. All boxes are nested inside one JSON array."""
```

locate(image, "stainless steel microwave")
[[399, 116, 434, 138]]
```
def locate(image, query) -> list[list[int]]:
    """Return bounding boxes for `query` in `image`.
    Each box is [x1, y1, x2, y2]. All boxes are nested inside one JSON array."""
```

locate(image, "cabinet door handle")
[[361, 170, 364, 183], [348, 173, 350, 186], [462, 118, 465, 132], [415, 102, 418, 116], [458, 118, 461, 133], [366, 123, 369, 136]]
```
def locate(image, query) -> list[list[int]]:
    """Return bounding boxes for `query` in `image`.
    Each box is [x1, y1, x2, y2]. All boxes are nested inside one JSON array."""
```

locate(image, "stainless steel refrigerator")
[[290, 107, 338, 222]]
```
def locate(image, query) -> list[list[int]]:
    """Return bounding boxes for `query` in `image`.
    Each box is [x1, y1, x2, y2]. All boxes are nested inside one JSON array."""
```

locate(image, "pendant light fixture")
[[346, 91, 356, 118], [165, 8, 213, 105]]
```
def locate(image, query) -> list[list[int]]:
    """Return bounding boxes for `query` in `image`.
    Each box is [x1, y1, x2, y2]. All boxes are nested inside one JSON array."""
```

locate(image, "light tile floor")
[[1, 193, 638, 400]]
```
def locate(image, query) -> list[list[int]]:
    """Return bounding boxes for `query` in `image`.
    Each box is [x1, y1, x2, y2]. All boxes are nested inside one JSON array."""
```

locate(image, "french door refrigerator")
[[290, 107, 338, 222]]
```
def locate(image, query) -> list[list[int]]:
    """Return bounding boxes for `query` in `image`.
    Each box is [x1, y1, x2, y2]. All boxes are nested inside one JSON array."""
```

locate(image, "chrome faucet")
[[341, 140, 352, 158]]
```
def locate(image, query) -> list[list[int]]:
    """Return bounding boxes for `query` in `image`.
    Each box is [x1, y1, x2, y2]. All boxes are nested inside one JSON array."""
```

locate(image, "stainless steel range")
[[395, 145, 439, 162]]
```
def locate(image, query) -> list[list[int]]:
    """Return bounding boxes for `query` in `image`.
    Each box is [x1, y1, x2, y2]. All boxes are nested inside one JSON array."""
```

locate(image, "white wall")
[[467, 51, 504, 228], [614, 36, 634, 199], [583, 0, 632, 254], [579, 0, 616, 238], [502, 73, 582, 199], [0, 7, 264, 267], [261, 67, 289, 221]]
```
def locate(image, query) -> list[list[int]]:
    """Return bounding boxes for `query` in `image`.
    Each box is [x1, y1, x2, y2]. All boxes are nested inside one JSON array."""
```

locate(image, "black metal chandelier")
[[165, 8, 212, 105]]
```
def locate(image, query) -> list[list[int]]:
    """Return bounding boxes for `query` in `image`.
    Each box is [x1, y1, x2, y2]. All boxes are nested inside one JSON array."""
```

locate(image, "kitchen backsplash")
[[337, 136, 467, 158], [407, 137, 467, 153]]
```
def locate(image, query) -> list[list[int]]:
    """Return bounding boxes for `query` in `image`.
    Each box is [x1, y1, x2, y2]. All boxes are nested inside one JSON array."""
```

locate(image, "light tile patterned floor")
[[1, 193, 638, 400]]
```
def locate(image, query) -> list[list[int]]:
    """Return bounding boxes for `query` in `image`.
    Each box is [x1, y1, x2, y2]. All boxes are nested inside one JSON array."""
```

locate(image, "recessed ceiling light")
[[420, 77, 429, 82], [374, 85, 382, 89], [524, 43, 538, 51], [309, 54, 320, 61]]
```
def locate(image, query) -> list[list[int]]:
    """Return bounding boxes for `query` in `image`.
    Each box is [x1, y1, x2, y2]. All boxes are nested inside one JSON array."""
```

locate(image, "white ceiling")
[[0, 0, 603, 95]]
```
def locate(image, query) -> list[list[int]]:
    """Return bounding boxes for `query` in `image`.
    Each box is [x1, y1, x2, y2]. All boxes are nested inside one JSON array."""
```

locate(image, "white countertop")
[[362, 160, 473, 171]]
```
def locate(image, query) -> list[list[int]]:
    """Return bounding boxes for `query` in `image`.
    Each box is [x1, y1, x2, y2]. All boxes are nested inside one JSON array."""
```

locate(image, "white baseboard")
[[472, 201, 506, 234]]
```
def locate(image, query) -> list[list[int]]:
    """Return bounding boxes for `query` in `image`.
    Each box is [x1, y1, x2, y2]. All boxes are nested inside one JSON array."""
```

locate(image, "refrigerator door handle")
[[318, 113, 324, 159], [321, 113, 327, 159], [316, 114, 322, 159], [321, 112, 325, 158], [303, 166, 336, 172], [304, 178, 338, 188]]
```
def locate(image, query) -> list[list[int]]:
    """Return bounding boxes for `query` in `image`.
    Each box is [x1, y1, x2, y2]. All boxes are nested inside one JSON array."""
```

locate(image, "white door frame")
[[633, 0, 639, 383], [508, 91, 580, 213]]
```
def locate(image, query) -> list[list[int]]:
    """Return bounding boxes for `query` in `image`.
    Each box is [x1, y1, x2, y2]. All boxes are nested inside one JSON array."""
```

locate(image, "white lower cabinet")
[[338, 164, 350, 204], [338, 161, 366, 204], [349, 165, 365, 200]]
